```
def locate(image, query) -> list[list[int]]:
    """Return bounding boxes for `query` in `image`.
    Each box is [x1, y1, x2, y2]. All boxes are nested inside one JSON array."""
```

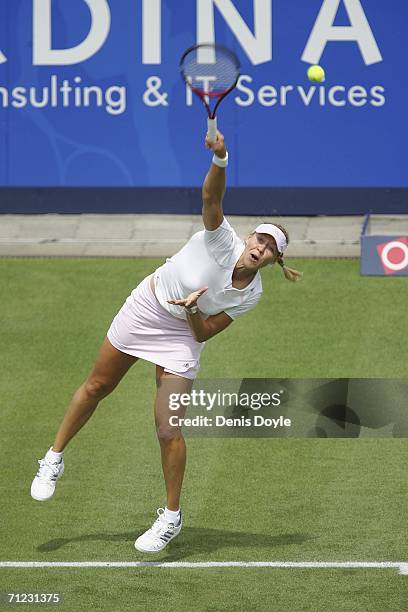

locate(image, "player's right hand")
[[205, 130, 227, 158]]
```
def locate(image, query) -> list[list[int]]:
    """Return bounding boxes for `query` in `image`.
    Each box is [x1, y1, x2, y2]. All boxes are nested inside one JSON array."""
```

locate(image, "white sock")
[[46, 447, 63, 463], [164, 507, 180, 523]]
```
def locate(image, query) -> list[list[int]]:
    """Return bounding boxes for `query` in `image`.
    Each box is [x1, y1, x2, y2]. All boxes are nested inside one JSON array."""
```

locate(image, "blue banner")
[[0, 0, 407, 198]]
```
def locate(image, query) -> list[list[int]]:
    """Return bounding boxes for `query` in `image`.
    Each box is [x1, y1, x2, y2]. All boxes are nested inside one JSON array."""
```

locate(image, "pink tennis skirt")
[[107, 274, 204, 379]]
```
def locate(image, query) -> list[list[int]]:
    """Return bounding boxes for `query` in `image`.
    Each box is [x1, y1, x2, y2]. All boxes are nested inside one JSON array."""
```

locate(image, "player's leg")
[[154, 367, 192, 510], [52, 337, 138, 452], [135, 366, 192, 553], [31, 337, 138, 501]]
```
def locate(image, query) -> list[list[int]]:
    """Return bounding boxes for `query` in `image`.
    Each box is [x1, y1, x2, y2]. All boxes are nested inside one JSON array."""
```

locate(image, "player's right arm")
[[202, 131, 228, 231]]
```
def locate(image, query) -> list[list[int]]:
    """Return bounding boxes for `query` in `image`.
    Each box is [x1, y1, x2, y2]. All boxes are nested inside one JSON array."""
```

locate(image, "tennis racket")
[[180, 43, 240, 142]]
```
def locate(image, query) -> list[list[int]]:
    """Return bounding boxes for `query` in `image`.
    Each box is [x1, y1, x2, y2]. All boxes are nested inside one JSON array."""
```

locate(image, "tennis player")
[[30, 130, 301, 553]]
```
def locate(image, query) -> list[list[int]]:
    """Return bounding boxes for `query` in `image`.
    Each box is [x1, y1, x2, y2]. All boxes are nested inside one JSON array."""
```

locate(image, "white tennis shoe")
[[31, 448, 64, 501], [135, 508, 182, 553]]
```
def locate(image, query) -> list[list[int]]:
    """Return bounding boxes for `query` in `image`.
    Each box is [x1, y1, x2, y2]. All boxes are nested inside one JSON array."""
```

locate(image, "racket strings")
[[181, 51, 239, 95]]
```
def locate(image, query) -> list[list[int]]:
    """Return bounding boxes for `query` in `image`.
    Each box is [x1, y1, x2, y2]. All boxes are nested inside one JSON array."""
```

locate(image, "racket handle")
[[207, 117, 217, 143]]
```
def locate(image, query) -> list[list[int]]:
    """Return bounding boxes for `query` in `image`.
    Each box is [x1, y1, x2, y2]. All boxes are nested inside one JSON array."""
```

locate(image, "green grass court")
[[0, 258, 407, 611]]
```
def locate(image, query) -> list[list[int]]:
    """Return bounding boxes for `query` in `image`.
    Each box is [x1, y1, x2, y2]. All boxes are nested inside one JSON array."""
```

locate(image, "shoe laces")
[[151, 508, 176, 536], [36, 458, 61, 482]]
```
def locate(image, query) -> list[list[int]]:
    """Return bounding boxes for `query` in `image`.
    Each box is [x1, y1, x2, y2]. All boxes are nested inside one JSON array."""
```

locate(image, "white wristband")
[[212, 152, 228, 168]]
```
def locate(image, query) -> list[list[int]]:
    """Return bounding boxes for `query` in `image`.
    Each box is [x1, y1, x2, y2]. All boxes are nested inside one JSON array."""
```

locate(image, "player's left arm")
[[167, 287, 232, 342], [202, 131, 228, 231], [186, 310, 232, 343]]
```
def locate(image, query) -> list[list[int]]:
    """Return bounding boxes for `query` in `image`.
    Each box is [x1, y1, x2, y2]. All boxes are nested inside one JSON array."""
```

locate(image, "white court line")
[[1, 561, 407, 574]]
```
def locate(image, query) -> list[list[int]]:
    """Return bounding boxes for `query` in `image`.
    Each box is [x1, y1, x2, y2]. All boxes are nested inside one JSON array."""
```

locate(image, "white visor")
[[255, 224, 287, 254]]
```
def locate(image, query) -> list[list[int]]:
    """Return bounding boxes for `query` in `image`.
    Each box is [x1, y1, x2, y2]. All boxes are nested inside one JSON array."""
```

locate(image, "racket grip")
[[207, 117, 217, 143]]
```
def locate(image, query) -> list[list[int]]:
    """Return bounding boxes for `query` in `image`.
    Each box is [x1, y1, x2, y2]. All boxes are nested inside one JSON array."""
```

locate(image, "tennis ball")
[[307, 65, 325, 83]]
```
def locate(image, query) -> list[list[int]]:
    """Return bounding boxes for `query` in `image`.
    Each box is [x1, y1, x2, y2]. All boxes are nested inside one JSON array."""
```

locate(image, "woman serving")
[[31, 130, 301, 553]]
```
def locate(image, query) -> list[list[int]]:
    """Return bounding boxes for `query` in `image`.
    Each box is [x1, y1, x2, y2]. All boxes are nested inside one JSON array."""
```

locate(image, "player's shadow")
[[37, 528, 308, 560]]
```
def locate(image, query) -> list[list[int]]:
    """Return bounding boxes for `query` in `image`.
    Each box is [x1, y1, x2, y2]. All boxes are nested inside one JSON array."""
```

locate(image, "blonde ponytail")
[[278, 257, 303, 282]]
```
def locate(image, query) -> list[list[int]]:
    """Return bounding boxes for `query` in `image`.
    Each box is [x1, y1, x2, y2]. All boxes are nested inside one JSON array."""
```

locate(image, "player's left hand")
[[167, 287, 208, 308]]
